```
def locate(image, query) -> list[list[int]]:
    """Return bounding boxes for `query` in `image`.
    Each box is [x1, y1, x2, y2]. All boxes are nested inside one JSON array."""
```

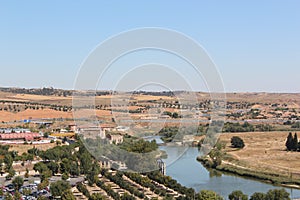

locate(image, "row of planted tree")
[[77, 169, 291, 200], [285, 132, 300, 151]]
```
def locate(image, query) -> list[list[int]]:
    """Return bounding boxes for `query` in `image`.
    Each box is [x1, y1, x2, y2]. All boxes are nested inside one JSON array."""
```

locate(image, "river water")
[[160, 146, 300, 199], [143, 136, 300, 199]]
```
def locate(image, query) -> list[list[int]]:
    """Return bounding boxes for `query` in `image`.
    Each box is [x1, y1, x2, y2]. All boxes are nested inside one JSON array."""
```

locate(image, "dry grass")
[[133, 95, 175, 101], [0, 109, 72, 121], [9, 94, 72, 101], [220, 131, 300, 178], [9, 143, 57, 155], [0, 111, 16, 122], [0, 109, 114, 122]]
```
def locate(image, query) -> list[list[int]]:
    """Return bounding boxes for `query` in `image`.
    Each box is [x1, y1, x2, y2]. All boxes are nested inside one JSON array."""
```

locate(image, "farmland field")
[[219, 131, 300, 180]]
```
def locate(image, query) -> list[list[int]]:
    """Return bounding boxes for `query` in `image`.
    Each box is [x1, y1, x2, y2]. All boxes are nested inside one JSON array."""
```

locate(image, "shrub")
[[231, 136, 245, 148], [228, 190, 248, 200]]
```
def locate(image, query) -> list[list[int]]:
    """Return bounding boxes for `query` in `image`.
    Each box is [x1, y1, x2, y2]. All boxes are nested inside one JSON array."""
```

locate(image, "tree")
[[22, 188, 32, 196], [121, 192, 135, 200], [38, 179, 49, 190], [4, 193, 13, 200], [162, 111, 172, 117], [286, 132, 293, 151], [79, 152, 93, 174], [61, 189, 76, 200], [86, 163, 100, 186], [12, 176, 24, 190], [46, 161, 59, 175], [231, 136, 245, 148], [50, 180, 70, 197], [9, 150, 18, 160], [250, 192, 267, 200], [33, 162, 48, 174], [4, 154, 13, 170], [228, 190, 248, 200], [62, 136, 68, 144], [25, 153, 34, 161], [43, 132, 49, 138], [90, 193, 105, 200], [6, 167, 15, 180], [292, 133, 298, 151], [28, 147, 40, 156], [265, 189, 290, 200], [62, 173, 69, 181], [56, 140, 61, 146], [60, 158, 71, 174], [70, 162, 80, 177], [197, 190, 224, 200], [25, 168, 29, 178], [14, 191, 22, 200], [172, 112, 179, 118], [208, 149, 223, 168], [41, 169, 52, 182], [77, 183, 91, 198]]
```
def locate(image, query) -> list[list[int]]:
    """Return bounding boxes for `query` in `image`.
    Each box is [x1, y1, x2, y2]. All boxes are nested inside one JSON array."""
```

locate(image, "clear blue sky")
[[0, 1, 300, 92]]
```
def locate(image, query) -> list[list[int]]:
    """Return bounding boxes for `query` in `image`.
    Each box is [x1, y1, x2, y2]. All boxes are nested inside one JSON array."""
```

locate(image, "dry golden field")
[[0, 91, 182, 122], [219, 131, 300, 178], [9, 143, 58, 155]]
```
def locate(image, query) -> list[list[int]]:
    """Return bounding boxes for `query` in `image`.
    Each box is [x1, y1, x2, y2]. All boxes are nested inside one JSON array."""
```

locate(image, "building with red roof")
[[0, 132, 41, 141]]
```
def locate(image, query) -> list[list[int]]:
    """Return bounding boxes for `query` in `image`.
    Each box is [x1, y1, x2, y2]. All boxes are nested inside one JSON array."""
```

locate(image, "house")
[[79, 126, 101, 139], [68, 124, 77, 132], [99, 157, 127, 170], [0, 132, 41, 141], [32, 121, 53, 127], [100, 123, 116, 132], [116, 126, 129, 132], [106, 132, 123, 144], [99, 160, 111, 169], [99, 124, 117, 139], [0, 128, 30, 133]]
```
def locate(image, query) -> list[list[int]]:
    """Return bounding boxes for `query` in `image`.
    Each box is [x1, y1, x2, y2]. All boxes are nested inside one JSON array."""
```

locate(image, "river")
[[160, 146, 300, 199], [143, 136, 300, 199]]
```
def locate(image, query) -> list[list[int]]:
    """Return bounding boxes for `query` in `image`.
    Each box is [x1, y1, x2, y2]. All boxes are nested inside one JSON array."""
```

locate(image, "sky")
[[0, 1, 300, 92]]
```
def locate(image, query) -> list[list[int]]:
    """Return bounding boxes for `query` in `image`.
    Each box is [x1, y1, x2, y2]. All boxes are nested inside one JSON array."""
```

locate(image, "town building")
[[0, 132, 41, 141], [106, 132, 124, 144], [116, 126, 130, 132]]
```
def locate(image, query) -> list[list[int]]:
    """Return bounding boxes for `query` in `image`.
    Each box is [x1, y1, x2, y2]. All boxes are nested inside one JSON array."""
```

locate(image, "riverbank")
[[196, 131, 300, 190], [197, 155, 300, 189]]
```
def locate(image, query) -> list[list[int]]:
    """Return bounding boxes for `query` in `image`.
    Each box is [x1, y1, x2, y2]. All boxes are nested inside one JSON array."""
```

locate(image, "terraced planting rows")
[[74, 170, 192, 200]]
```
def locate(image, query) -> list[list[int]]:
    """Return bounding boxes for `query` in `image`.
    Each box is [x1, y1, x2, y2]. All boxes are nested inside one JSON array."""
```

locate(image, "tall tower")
[[157, 159, 166, 175]]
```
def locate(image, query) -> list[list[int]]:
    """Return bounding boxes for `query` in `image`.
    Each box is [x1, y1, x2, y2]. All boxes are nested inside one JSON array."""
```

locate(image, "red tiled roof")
[[0, 133, 40, 140]]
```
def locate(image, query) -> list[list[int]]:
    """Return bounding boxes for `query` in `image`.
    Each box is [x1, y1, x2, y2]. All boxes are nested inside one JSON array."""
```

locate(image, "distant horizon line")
[[1, 86, 300, 94]]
